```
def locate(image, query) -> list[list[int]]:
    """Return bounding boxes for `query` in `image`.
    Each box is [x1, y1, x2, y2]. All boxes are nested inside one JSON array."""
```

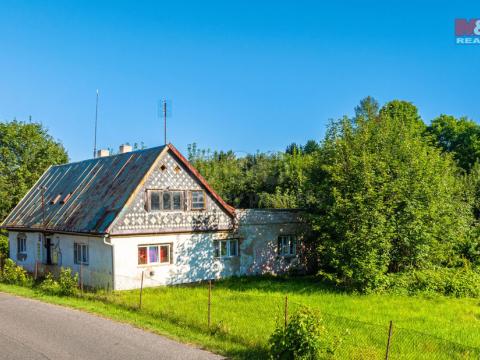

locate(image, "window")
[[191, 190, 205, 210], [278, 235, 297, 257], [138, 244, 171, 265], [17, 233, 27, 260], [148, 190, 183, 211], [214, 239, 239, 258], [74, 243, 89, 265], [150, 191, 161, 211]]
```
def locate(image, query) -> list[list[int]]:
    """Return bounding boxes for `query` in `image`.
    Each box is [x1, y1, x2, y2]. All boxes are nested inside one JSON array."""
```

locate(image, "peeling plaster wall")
[[236, 209, 306, 275], [8, 231, 113, 289], [111, 150, 233, 235]]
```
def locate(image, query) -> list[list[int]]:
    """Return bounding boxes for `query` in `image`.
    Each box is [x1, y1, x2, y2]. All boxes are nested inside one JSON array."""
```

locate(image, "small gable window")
[[278, 235, 297, 257], [148, 190, 183, 211], [17, 233, 27, 261], [191, 190, 205, 210]]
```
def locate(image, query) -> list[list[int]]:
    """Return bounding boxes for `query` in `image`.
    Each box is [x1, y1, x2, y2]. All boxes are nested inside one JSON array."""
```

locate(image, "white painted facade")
[[8, 231, 113, 289], [7, 209, 304, 291]]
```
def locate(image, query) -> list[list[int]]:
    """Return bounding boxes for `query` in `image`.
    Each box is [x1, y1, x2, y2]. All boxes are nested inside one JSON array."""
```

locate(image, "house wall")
[[110, 209, 305, 290], [235, 209, 306, 275], [8, 231, 113, 289], [110, 231, 239, 290], [111, 150, 233, 235]]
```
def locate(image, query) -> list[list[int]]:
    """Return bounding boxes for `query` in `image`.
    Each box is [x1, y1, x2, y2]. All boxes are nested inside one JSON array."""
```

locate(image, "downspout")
[[103, 234, 115, 291]]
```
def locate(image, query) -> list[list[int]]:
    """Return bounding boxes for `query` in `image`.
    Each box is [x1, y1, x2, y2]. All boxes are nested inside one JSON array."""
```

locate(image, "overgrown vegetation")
[[269, 307, 336, 359], [0, 258, 31, 286], [38, 268, 78, 296], [190, 97, 480, 294]]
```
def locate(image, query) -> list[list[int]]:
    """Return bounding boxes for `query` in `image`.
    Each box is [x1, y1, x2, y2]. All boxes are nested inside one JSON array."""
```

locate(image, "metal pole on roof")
[[163, 99, 167, 145], [93, 89, 99, 158]]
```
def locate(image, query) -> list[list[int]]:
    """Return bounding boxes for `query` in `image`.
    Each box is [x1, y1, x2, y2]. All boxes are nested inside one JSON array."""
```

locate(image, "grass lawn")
[[1, 276, 479, 359]]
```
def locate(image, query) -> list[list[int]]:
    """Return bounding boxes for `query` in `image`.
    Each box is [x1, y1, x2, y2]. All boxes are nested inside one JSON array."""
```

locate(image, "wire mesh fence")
[[2, 261, 479, 359]]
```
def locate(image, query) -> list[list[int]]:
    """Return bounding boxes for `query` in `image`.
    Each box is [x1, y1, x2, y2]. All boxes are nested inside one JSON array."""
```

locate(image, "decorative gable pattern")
[[110, 149, 233, 235]]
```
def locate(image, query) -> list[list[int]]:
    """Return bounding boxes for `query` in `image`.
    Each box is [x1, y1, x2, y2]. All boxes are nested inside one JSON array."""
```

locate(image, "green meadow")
[[1, 276, 479, 359]]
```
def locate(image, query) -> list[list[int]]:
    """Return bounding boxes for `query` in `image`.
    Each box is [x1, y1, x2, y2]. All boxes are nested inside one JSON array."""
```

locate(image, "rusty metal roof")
[[1, 146, 166, 234]]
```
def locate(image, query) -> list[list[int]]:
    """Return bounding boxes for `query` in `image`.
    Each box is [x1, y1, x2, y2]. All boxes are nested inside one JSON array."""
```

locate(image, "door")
[[45, 237, 52, 265]]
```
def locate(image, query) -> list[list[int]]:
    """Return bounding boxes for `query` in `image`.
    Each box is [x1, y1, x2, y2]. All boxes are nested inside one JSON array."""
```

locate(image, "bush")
[[38, 272, 61, 294], [269, 307, 335, 359], [39, 268, 78, 296], [0, 234, 8, 259], [0, 258, 31, 286], [385, 267, 480, 297]]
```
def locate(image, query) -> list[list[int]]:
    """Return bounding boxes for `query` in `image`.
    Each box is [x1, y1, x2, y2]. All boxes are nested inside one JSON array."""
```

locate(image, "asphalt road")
[[0, 292, 223, 360]]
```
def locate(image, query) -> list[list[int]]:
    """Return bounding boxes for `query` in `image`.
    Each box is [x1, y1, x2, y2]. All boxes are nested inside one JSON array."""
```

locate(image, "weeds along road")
[[0, 292, 222, 360]]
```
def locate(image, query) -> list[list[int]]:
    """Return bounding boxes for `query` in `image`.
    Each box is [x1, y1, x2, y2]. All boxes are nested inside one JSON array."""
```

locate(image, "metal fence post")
[[385, 320, 393, 360], [79, 263, 84, 294], [139, 270, 144, 310], [208, 280, 212, 328]]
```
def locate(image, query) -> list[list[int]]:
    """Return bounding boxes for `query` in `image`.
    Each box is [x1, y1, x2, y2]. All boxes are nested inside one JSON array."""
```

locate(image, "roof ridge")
[[52, 145, 166, 168]]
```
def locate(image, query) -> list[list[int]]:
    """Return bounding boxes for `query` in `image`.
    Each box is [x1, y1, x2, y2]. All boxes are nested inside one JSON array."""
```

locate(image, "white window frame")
[[74, 243, 89, 265], [191, 190, 206, 210], [138, 244, 171, 266], [17, 233, 27, 260], [278, 235, 297, 257], [214, 239, 239, 258]]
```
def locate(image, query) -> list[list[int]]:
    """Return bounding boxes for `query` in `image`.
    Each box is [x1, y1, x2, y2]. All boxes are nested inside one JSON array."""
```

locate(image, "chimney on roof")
[[97, 149, 110, 158], [119, 144, 132, 154]]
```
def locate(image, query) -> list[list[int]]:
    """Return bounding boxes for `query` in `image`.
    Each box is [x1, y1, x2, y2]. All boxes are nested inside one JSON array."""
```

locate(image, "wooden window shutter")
[[169, 243, 174, 264]]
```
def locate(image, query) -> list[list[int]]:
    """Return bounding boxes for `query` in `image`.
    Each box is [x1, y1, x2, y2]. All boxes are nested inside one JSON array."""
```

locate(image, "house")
[[1, 144, 305, 290]]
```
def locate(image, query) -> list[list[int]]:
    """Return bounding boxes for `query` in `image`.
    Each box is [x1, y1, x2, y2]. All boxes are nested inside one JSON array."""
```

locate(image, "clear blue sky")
[[1, 1, 479, 161]]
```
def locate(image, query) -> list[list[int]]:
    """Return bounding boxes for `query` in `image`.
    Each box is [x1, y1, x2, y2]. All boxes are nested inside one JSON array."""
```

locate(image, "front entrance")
[[45, 237, 52, 265]]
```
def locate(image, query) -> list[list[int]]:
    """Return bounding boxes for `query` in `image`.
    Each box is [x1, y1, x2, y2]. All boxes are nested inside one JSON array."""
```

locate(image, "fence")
[[1, 262, 479, 359]]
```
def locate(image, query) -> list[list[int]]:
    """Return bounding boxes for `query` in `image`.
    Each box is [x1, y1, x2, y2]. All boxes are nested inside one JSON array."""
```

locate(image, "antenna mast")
[[163, 100, 167, 145], [93, 89, 99, 158]]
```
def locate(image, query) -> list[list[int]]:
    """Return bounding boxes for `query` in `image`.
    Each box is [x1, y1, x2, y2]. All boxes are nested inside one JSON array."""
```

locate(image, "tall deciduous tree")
[[0, 120, 68, 222], [308, 99, 473, 290]]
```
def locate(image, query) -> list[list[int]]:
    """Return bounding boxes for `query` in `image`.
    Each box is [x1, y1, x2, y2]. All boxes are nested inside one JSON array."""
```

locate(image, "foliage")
[[38, 272, 61, 294], [0, 258, 31, 286], [307, 99, 474, 291], [269, 307, 334, 359], [0, 232, 8, 259], [39, 268, 78, 296], [188, 143, 314, 209], [427, 114, 480, 172], [0, 120, 68, 222], [385, 267, 480, 297]]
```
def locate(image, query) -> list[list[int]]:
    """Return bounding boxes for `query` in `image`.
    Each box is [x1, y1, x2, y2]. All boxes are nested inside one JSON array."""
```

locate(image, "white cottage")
[[1, 144, 304, 290]]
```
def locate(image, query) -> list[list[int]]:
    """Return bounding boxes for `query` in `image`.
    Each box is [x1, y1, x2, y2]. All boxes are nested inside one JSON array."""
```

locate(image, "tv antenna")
[[93, 89, 99, 158], [158, 99, 171, 145]]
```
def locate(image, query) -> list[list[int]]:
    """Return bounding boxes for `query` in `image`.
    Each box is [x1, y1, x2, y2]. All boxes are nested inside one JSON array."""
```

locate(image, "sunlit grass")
[[1, 276, 480, 359]]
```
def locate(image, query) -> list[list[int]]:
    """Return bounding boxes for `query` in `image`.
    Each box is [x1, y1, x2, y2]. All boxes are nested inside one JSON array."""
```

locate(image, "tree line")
[[189, 97, 480, 293], [1, 98, 480, 294]]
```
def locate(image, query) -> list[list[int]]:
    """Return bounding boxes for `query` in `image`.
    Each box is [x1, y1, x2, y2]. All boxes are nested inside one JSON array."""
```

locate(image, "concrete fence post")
[[208, 280, 212, 328], [139, 270, 144, 310]]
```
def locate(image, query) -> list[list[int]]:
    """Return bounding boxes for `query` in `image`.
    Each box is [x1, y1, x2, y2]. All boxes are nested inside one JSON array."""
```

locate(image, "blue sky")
[[1, 1, 479, 161]]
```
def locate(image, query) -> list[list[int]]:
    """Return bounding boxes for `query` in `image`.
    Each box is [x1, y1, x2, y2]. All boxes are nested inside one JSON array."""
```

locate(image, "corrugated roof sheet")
[[2, 146, 165, 234]]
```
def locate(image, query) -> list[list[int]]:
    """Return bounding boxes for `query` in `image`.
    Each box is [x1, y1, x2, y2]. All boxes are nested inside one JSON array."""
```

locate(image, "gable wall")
[[111, 150, 233, 235]]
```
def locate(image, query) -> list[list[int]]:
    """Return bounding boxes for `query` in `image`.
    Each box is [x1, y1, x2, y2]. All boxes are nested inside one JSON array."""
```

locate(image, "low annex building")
[[1, 144, 304, 290]]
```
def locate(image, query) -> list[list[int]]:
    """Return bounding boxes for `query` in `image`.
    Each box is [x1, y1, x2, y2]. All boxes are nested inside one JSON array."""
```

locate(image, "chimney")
[[119, 144, 132, 154], [97, 149, 110, 158]]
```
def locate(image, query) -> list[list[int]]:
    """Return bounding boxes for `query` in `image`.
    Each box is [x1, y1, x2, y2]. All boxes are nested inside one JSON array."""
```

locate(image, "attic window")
[[174, 165, 181, 174], [50, 194, 62, 205], [160, 164, 167, 171], [61, 193, 72, 204]]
